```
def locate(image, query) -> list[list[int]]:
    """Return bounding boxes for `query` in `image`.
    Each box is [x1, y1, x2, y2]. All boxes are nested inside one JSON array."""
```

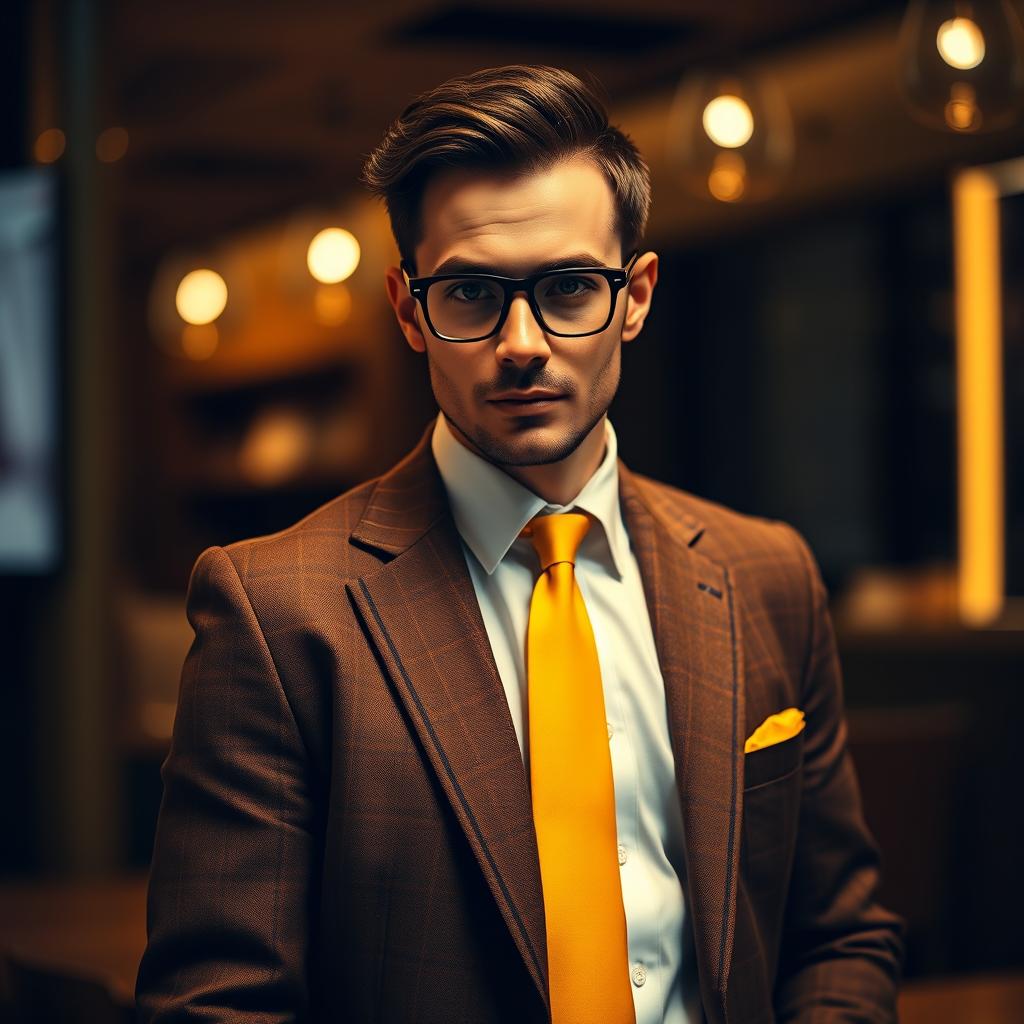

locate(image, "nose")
[[494, 291, 550, 367]]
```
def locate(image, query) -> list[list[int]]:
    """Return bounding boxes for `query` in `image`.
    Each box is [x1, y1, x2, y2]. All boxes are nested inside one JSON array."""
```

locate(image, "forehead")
[[415, 155, 619, 275]]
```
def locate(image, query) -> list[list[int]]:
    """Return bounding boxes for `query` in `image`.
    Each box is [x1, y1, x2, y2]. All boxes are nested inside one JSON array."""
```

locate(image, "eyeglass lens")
[[426, 271, 614, 339]]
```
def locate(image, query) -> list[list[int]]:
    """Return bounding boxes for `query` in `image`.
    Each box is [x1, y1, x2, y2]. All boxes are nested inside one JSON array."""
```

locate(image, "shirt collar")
[[431, 410, 630, 579]]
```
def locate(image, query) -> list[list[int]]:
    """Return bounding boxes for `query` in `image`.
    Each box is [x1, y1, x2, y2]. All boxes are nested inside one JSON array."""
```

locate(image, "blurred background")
[[1, 0, 1023, 1020]]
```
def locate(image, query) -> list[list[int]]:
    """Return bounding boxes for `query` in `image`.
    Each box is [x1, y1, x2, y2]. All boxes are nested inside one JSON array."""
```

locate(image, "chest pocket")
[[740, 728, 803, 939], [743, 728, 804, 791]]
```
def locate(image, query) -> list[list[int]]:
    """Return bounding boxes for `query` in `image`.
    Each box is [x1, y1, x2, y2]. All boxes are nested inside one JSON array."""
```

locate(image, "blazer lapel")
[[618, 461, 746, 1024], [345, 423, 550, 1017]]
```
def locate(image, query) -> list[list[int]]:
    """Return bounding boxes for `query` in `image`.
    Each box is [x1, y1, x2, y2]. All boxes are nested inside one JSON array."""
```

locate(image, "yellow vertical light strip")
[[952, 169, 1005, 626]]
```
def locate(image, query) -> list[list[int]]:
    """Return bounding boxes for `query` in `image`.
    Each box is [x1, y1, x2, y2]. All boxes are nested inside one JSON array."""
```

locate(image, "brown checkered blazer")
[[135, 419, 905, 1023]]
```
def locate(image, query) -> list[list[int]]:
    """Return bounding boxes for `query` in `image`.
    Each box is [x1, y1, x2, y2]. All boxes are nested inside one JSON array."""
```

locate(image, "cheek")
[[590, 332, 621, 380], [586, 340, 621, 403], [426, 346, 477, 394]]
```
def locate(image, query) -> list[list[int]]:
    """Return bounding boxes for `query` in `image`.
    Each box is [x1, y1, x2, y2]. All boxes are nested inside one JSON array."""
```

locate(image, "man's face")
[[385, 154, 657, 468]]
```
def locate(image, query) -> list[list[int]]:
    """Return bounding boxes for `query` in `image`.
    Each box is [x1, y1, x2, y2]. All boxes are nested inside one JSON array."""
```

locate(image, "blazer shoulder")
[[629, 469, 811, 571], [212, 475, 385, 585]]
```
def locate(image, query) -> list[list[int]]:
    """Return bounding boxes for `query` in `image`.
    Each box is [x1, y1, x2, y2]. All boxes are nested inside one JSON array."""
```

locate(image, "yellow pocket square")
[[744, 707, 805, 754]]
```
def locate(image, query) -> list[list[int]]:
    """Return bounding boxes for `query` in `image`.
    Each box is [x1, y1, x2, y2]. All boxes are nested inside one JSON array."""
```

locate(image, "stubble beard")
[[427, 337, 621, 468]]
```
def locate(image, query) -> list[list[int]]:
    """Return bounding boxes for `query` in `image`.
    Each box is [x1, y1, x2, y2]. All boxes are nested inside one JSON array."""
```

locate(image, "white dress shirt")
[[431, 410, 693, 1024]]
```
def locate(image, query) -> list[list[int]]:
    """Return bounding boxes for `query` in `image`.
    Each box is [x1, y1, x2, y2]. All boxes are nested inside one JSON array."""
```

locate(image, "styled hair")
[[361, 64, 650, 271]]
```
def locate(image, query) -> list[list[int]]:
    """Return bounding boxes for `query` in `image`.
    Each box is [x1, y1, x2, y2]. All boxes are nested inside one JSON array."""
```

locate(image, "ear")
[[620, 251, 658, 343], [385, 265, 428, 353]]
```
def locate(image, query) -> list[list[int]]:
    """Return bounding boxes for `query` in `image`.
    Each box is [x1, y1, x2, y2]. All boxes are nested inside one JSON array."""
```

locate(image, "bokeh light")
[[707, 153, 747, 201], [702, 95, 755, 148], [307, 227, 360, 284], [34, 128, 65, 164], [945, 82, 981, 131], [175, 269, 228, 325], [936, 17, 986, 70]]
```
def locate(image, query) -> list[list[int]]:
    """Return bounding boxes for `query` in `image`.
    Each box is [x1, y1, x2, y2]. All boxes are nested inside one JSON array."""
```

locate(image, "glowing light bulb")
[[937, 17, 986, 70], [307, 227, 360, 284], [702, 95, 754, 149], [175, 269, 228, 325]]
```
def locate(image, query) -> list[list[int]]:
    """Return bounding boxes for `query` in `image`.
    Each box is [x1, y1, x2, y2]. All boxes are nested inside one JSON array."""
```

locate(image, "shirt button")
[[631, 963, 647, 987], [617, 844, 628, 865], [607, 721, 614, 739]]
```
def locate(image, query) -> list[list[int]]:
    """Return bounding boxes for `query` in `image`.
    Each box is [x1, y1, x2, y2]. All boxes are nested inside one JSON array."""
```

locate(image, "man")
[[136, 65, 905, 1023]]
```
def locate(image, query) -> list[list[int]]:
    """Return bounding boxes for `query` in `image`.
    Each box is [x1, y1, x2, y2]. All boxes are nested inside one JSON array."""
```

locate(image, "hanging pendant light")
[[666, 68, 794, 203], [898, 0, 1024, 133]]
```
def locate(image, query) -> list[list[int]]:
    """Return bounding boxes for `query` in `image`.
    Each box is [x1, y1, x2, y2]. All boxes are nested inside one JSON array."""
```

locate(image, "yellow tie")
[[519, 512, 635, 1024]]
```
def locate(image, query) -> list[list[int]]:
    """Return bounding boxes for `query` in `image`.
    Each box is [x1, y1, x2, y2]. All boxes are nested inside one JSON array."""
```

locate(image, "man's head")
[[363, 65, 658, 473]]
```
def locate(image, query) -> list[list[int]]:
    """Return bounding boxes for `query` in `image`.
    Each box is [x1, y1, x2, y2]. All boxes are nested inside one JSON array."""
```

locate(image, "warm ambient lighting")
[[307, 227, 360, 284], [175, 269, 228, 325], [701, 95, 754, 149], [34, 128, 65, 164], [937, 17, 986, 69], [952, 168, 1005, 626]]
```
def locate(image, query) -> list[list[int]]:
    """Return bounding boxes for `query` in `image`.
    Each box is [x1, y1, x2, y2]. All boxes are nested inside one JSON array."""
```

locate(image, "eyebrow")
[[429, 252, 611, 276]]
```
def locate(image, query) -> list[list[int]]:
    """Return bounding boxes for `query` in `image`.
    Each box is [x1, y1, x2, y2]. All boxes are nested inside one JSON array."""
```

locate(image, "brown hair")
[[361, 65, 650, 271]]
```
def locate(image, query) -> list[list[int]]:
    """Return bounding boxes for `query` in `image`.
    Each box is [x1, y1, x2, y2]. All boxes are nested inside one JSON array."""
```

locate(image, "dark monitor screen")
[[0, 166, 61, 575]]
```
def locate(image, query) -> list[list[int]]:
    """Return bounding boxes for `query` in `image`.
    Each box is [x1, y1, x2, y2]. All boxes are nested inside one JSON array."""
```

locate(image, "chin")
[[475, 424, 589, 468]]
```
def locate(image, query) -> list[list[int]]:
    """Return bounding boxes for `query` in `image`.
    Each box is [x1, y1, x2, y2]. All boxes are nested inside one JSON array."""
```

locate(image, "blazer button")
[[631, 963, 647, 987], [607, 721, 614, 739], [617, 844, 628, 865]]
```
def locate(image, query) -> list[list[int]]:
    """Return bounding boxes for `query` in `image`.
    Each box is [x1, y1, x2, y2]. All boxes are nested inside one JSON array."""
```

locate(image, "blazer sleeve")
[[135, 545, 318, 1023], [771, 525, 907, 1023]]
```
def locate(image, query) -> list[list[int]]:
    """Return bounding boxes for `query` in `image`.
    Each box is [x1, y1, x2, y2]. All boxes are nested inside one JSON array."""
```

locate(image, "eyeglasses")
[[401, 251, 640, 343]]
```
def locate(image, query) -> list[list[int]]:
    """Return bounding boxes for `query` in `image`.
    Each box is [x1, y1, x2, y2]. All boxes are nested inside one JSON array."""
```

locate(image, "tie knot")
[[519, 512, 591, 572]]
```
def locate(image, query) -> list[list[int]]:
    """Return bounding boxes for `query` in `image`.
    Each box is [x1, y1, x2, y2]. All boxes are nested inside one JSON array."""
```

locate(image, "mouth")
[[489, 394, 567, 412]]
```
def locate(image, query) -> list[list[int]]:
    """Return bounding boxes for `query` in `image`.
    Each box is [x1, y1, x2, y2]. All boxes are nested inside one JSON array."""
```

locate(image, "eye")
[[444, 280, 499, 303], [545, 275, 598, 297]]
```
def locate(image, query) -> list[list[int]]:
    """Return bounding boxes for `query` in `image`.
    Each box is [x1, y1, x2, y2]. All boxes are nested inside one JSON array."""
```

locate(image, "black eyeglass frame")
[[401, 250, 640, 342]]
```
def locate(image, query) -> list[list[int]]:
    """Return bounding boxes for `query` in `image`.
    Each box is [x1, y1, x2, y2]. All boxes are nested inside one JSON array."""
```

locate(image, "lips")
[[490, 393, 566, 415], [490, 391, 565, 403]]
